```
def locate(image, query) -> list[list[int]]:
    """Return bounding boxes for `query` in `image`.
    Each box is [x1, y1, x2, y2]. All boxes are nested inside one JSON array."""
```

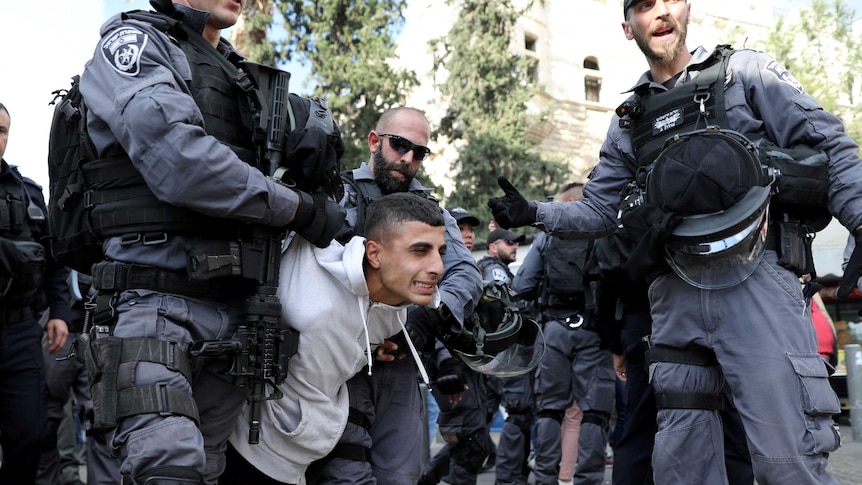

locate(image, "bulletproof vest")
[[339, 171, 437, 242], [83, 11, 259, 243], [625, 45, 733, 170], [541, 236, 590, 309], [0, 169, 46, 305]]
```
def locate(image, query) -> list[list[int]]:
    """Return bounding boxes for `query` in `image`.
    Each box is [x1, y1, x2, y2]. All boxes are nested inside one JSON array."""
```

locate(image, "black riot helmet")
[[644, 127, 773, 289], [446, 280, 545, 377]]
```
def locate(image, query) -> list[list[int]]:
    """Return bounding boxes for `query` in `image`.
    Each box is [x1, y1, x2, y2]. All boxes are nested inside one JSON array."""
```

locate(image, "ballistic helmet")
[[645, 127, 772, 289], [448, 280, 545, 377]]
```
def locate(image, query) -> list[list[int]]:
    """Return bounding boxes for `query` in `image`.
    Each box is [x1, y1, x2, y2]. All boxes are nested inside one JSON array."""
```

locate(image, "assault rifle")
[[187, 62, 299, 444], [189, 226, 299, 445]]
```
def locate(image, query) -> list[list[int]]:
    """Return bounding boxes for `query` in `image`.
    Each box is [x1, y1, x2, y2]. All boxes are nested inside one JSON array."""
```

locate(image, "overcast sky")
[[0, 0, 856, 196]]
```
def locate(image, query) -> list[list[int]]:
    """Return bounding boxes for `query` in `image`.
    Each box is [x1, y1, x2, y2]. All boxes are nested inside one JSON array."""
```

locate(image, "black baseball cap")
[[447, 207, 481, 227], [487, 228, 526, 245]]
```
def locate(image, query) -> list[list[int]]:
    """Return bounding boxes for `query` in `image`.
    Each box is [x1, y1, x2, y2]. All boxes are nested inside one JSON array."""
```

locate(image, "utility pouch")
[[775, 217, 815, 277], [0, 238, 46, 299], [77, 325, 124, 430], [185, 240, 241, 281]]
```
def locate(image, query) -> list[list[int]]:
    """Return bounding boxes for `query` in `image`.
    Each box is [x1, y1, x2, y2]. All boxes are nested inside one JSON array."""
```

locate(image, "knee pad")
[[451, 430, 492, 474], [505, 410, 533, 433], [537, 409, 565, 424], [131, 466, 203, 485], [582, 410, 610, 430], [648, 344, 724, 411]]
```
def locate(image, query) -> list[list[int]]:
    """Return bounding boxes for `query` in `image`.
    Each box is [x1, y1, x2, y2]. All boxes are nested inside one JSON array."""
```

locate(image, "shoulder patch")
[[100, 26, 149, 76], [763, 60, 803, 95], [491, 267, 509, 283]]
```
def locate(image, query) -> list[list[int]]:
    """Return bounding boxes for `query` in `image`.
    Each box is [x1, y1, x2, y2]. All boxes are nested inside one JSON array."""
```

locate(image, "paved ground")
[[79, 420, 862, 483], [444, 420, 862, 485]]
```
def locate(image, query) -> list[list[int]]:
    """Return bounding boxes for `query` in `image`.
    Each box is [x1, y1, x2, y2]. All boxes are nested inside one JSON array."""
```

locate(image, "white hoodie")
[[229, 235, 438, 483]]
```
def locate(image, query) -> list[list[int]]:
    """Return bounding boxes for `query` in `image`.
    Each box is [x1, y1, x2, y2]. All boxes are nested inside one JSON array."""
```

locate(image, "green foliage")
[[431, 0, 568, 234], [272, 0, 419, 166], [766, 0, 862, 140], [235, 1, 278, 66]]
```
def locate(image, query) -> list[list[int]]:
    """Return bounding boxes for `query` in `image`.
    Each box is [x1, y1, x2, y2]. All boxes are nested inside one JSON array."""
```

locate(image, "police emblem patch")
[[491, 267, 509, 283], [764, 60, 804, 95], [101, 27, 149, 76]]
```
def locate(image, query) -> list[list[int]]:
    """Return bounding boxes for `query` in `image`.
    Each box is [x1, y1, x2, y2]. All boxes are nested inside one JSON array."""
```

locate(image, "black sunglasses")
[[380, 133, 431, 161]]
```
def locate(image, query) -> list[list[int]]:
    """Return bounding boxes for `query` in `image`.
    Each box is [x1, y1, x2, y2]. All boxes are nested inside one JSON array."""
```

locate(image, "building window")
[[525, 33, 539, 83], [585, 77, 601, 102], [583, 56, 601, 102]]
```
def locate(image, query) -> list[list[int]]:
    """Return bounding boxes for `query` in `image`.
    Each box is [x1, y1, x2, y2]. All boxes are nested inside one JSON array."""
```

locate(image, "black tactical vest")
[[0, 168, 46, 305], [541, 236, 590, 309], [83, 11, 260, 243], [339, 171, 437, 243], [625, 45, 733, 170]]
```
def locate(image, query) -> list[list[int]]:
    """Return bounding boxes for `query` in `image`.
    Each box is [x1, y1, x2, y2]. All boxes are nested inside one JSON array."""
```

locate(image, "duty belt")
[[91, 261, 256, 299], [0, 306, 35, 324]]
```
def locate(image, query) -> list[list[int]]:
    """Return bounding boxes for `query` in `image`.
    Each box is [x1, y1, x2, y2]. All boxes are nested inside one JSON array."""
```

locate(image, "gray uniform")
[[311, 163, 482, 485], [479, 257, 534, 485], [532, 46, 850, 484], [79, 6, 302, 483], [511, 232, 614, 485]]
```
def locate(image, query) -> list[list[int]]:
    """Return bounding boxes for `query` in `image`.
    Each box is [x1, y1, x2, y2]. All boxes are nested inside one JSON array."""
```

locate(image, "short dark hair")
[[365, 193, 444, 242], [0, 103, 8, 119], [556, 182, 584, 202]]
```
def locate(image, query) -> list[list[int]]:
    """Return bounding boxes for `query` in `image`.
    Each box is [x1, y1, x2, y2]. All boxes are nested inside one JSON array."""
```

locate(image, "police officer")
[[307, 107, 482, 485], [489, 1, 853, 483], [0, 102, 71, 484], [449, 207, 480, 251], [36, 270, 121, 485], [511, 183, 615, 485], [418, 341, 491, 485], [76, 0, 343, 483], [477, 229, 534, 485]]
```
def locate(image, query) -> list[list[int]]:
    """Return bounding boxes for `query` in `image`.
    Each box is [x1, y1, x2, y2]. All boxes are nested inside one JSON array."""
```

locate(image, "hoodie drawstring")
[[359, 298, 431, 387], [360, 297, 374, 375], [398, 317, 431, 387]]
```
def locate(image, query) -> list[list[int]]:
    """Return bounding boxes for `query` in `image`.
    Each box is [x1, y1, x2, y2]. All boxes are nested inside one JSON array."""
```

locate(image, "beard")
[[372, 144, 414, 194], [633, 20, 688, 65]]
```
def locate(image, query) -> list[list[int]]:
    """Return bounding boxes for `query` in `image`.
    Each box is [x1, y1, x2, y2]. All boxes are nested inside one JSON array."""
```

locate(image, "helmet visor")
[[451, 319, 545, 377], [665, 206, 769, 290]]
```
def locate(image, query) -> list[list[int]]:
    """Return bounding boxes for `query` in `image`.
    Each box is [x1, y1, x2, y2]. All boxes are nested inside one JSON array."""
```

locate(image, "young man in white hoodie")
[[224, 192, 447, 484]]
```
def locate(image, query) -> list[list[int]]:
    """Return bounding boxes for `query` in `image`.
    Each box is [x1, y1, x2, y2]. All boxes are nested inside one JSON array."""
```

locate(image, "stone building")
[[394, 0, 775, 191]]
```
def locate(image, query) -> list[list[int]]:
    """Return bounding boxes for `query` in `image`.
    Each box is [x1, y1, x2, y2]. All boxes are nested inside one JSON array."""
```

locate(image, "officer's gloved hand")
[[435, 357, 467, 396], [488, 176, 537, 229], [290, 190, 346, 248], [839, 229, 862, 298], [405, 305, 445, 353], [620, 202, 682, 281]]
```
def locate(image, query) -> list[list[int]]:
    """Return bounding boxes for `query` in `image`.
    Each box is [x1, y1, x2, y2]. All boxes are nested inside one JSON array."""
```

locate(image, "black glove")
[[839, 230, 862, 298], [435, 358, 467, 395], [487, 176, 537, 229], [620, 202, 682, 281], [290, 190, 346, 248], [405, 305, 445, 352]]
